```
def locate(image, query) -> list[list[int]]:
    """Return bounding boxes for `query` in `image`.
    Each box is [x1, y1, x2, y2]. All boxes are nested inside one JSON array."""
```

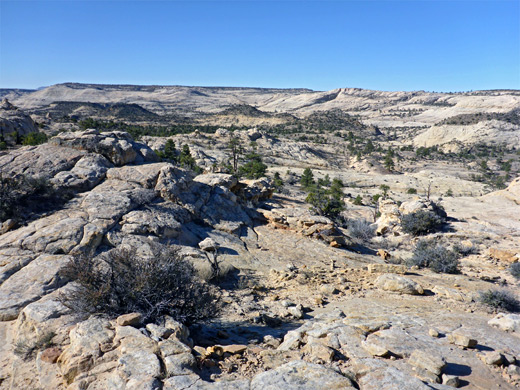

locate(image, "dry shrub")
[[60, 246, 220, 324]]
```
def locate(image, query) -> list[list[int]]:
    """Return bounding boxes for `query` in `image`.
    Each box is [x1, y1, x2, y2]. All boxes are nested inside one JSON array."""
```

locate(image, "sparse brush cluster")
[[0, 174, 73, 224], [347, 218, 376, 242], [479, 290, 520, 313], [407, 240, 460, 274], [59, 247, 220, 324], [510, 263, 520, 280], [14, 331, 56, 360]]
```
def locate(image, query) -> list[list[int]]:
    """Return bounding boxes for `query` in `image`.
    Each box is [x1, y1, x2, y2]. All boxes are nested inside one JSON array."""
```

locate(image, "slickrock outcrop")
[[0, 99, 39, 144]]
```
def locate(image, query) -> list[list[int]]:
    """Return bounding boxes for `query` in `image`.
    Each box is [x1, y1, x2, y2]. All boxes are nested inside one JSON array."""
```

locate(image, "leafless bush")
[[479, 289, 520, 313], [347, 218, 376, 241], [407, 240, 459, 274], [59, 246, 220, 324]]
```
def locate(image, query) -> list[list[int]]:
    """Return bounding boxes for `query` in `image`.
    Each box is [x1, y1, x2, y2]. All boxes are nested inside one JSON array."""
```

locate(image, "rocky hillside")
[[5, 83, 520, 148], [0, 127, 519, 390]]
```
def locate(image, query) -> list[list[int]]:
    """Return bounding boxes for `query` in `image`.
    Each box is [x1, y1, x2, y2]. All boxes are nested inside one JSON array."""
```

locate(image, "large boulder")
[[374, 274, 424, 295], [50, 129, 159, 166], [0, 98, 39, 144]]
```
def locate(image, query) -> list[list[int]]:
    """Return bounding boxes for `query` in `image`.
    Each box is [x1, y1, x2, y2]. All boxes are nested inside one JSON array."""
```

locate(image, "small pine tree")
[[300, 168, 315, 189], [178, 145, 202, 173], [384, 153, 395, 171], [273, 172, 284, 192], [238, 152, 267, 179]]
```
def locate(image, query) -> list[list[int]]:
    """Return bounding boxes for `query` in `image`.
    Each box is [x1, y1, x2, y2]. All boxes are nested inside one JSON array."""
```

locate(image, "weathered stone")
[[57, 317, 115, 383], [442, 374, 460, 387], [362, 328, 432, 359], [412, 366, 441, 384], [432, 286, 467, 302], [199, 237, 220, 252], [50, 130, 154, 166], [116, 313, 142, 327], [117, 350, 161, 379], [408, 349, 446, 375], [374, 274, 424, 295], [507, 364, 520, 377], [362, 340, 390, 357], [163, 316, 190, 343], [302, 340, 335, 363], [146, 323, 174, 339], [251, 360, 356, 390], [126, 376, 162, 390], [40, 347, 62, 364], [447, 332, 477, 348], [0, 254, 71, 321], [0, 99, 39, 144], [488, 313, 520, 333], [222, 344, 247, 354], [320, 284, 339, 295], [51, 154, 112, 191], [159, 338, 192, 357], [287, 304, 304, 319], [163, 352, 196, 377], [489, 248, 519, 263], [163, 374, 200, 389], [277, 330, 304, 351], [477, 351, 503, 366], [358, 365, 433, 390]]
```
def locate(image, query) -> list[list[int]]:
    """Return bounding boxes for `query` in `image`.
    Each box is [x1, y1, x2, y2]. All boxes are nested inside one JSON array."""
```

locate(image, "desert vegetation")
[[59, 247, 220, 324]]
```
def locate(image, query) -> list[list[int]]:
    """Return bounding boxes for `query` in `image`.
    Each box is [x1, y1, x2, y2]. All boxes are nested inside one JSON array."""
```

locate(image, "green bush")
[[60, 246, 220, 324], [352, 195, 363, 205], [238, 152, 267, 179], [407, 188, 417, 194], [22, 132, 48, 146], [401, 209, 444, 236], [305, 187, 345, 219], [479, 289, 520, 312], [272, 172, 284, 192], [510, 263, 520, 280], [407, 240, 459, 274]]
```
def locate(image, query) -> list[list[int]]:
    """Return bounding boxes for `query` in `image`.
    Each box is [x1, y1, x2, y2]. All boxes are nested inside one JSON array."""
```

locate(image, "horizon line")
[[1, 81, 520, 94]]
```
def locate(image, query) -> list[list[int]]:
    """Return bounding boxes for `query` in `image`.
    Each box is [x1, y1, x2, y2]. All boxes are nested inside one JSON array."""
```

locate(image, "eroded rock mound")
[[0, 98, 39, 144]]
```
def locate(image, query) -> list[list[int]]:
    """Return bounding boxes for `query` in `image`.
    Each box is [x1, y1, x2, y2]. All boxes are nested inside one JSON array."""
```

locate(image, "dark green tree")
[[272, 172, 284, 192], [305, 187, 345, 219], [178, 145, 202, 173], [238, 152, 267, 179], [383, 153, 395, 171], [300, 168, 315, 189], [156, 139, 177, 161]]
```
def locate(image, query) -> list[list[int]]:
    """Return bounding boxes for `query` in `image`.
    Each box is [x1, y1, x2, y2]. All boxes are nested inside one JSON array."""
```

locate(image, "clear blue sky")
[[1, 0, 519, 92]]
